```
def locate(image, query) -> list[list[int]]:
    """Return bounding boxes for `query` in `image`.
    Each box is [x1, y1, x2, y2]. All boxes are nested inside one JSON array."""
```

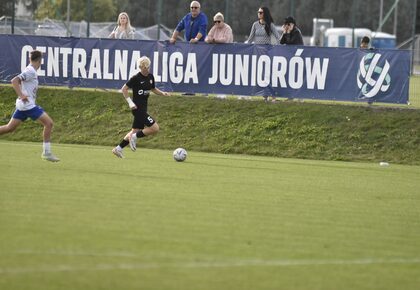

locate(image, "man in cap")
[[280, 16, 303, 45]]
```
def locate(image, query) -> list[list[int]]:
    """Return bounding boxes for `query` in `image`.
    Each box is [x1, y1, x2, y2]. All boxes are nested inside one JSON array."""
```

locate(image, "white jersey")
[[15, 64, 38, 111]]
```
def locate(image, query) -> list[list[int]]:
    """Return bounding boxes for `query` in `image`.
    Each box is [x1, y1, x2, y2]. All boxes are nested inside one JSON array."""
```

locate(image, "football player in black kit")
[[112, 56, 169, 158]]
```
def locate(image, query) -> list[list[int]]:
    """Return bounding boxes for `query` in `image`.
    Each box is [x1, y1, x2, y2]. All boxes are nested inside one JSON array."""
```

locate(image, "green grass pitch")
[[1, 141, 419, 290]]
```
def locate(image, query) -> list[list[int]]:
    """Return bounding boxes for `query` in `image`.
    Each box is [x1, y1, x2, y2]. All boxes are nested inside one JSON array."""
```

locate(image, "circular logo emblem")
[[357, 53, 391, 99]]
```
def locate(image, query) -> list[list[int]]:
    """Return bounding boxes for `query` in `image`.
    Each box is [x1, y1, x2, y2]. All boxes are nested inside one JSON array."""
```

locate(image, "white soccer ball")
[[173, 148, 187, 162]]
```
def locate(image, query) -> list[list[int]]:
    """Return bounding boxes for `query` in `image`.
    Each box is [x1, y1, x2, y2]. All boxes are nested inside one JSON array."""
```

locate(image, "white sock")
[[43, 142, 51, 154], [116, 145, 122, 151]]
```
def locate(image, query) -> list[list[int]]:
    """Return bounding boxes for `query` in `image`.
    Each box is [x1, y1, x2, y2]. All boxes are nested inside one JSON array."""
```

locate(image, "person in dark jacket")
[[280, 16, 303, 45], [280, 16, 304, 101]]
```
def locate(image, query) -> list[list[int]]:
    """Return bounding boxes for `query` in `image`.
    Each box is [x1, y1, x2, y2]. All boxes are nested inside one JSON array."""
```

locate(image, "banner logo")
[[357, 53, 391, 99]]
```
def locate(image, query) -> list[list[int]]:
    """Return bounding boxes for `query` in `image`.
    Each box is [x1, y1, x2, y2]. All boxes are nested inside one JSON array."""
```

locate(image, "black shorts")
[[131, 109, 156, 129]]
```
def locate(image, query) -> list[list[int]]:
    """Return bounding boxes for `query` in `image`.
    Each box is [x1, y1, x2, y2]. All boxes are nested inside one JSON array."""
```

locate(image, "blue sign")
[[0, 34, 411, 104]]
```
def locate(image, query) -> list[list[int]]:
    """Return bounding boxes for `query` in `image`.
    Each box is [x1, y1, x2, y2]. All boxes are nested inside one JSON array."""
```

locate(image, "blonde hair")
[[117, 12, 134, 33], [137, 56, 151, 70]]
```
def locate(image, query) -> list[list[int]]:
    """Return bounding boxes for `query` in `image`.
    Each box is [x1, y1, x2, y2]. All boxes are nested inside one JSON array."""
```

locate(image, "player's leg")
[[112, 109, 142, 158], [112, 128, 140, 157], [37, 112, 53, 142], [121, 128, 140, 152], [112, 130, 133, 158], [129, 114, 158, 152], [128, 128, 141, 152], [125, 128, 140, 141], [0, 118, 22, 135], [120, 109, 143, 153], [37, 112, 60, 162], [135, 114, 159, 137], [142, 122, 159, 136], [113, 109, 145, 155]]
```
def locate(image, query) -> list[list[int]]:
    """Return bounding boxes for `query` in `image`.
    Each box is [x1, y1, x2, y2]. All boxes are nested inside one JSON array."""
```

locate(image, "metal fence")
[[0, 16, 172, 40], [400, 35, 420, 107]]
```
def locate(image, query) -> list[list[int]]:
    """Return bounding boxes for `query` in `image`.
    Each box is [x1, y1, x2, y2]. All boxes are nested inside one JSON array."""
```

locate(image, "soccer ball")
[[173, 148, 187, 162]]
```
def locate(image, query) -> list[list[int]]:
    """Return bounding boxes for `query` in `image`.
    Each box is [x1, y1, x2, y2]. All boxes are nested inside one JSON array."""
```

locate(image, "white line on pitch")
[[1, 258, 420, 274]]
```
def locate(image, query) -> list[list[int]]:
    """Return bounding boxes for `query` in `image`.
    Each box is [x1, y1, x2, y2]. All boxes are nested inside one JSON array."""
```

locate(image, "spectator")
[[281, 16, 303, 101], [280, 16, 303, 45], [170, 1, 208, 44], [109, 12, 135, 40], [205, 12, 233, 44], [360, 36, 373, 105], [246, 7, 281, 102], [0, 50, 59, 162], [205, 12, 233, 99], [246, 7, 281, 45], [360, 36, 370, 49]]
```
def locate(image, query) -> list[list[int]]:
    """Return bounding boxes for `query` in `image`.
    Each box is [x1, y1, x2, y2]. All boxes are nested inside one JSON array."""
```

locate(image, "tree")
[[22, 0, 40, 15], [0, 0, 16, 17], [35, 0, 116, 22], [35, 0, 62, 19]]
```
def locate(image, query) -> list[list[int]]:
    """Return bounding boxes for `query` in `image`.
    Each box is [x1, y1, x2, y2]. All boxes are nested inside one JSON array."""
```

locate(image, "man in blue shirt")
[[170, 1, 208, 44]]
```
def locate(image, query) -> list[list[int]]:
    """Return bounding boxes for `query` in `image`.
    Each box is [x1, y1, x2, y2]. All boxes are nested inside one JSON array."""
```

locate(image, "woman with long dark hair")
[[246, 7, 280, 45], [246, 7, 281, 102]]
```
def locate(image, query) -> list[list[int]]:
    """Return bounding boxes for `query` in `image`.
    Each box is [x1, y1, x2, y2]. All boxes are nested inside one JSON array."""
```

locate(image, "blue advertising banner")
[[0, 34, 411, 104]]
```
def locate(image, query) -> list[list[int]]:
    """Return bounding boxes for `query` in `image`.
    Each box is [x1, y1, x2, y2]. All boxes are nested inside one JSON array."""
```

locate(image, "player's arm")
[[11, 76, 28, 103], [151, 88, 170, 96], [121, 84, 137, 110]]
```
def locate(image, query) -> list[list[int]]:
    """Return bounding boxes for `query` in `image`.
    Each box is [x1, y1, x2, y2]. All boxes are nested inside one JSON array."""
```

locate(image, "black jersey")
[[125, 72, 156, 110]]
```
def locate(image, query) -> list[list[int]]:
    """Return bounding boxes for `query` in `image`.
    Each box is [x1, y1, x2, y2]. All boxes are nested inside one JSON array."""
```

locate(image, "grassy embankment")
[[0, 85, 419, 165]]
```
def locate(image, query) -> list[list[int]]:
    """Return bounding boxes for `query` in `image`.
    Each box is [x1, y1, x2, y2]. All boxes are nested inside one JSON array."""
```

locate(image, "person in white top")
[[109, 12, 135, 40], [0, 50, 60, 162]]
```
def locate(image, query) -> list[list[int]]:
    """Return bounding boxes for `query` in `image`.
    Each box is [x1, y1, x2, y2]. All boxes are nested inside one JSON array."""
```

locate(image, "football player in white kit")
[[0, 50, 60, 162]]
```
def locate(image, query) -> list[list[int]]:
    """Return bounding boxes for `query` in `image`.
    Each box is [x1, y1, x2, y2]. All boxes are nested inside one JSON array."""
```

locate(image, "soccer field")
[[0, 141, 419, 290]]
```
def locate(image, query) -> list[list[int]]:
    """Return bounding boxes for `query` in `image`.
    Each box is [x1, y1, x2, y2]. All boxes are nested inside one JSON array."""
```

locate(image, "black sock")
[[136, 131, 146, 138], [119, 139, 129, 148]]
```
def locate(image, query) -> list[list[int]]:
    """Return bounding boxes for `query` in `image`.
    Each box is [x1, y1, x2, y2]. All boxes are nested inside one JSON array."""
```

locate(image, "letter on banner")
[[235, 55, 249, 86], [60, 47, 72, 78], [306, 57, 329, 90], [114, 50, 128, 80], [47, 47, 60, 77], [271, 56, 287, 88], [21, 45, 33, 71], [209, 54, 218, 85], [169, 52, 183, 84], [184, 53, 198, 84], [73, 48, 87, 78]]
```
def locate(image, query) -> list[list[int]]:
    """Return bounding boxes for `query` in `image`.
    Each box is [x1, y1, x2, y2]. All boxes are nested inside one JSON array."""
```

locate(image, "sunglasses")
[[258, 11, 263, 14], [214, 20, 221, 23], [190, 6, 199, 9]]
